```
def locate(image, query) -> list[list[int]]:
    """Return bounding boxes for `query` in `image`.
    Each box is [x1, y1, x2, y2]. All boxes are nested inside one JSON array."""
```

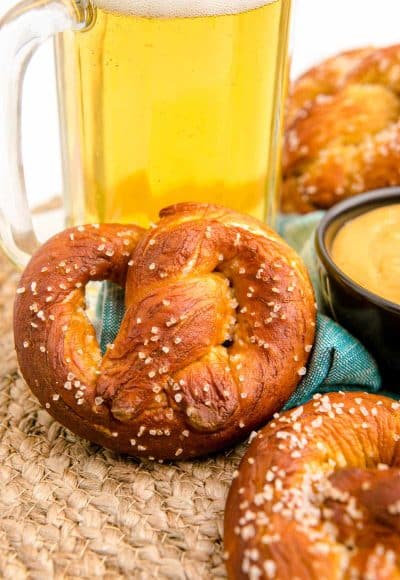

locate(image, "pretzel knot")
[[225, 392, 400, 580], [282, 44, 400, 213], [14, 203, 315, 460]]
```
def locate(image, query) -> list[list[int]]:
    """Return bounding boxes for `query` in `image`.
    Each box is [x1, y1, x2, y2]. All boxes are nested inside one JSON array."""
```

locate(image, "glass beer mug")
[[0, 0, 292, 267]]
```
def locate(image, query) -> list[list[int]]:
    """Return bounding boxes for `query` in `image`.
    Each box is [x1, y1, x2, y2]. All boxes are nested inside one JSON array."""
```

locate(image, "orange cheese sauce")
[[331, 204, 400, 305]]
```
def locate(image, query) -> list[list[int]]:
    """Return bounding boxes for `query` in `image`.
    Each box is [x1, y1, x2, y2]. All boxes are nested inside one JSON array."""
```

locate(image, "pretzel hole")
[[84, 282, 105, 342], [85, 282, 125, 355], [71, 282, 123, 359], [216, 272, 240, 350]]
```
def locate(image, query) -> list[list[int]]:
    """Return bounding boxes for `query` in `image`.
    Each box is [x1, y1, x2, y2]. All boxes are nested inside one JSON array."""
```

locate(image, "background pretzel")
[[14, 203, 316, 461], [282, 44, 400, 213], [224, 392, 400, 579]]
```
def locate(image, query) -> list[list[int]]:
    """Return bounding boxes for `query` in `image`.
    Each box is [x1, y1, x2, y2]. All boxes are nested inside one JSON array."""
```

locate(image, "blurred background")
[[15, 0, 400, 210]]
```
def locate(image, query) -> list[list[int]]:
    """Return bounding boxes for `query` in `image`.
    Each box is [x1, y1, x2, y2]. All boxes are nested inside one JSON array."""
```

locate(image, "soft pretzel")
[[285, 47, 375, 127], [224, 392, 400, 579], [14, 203, 316, 461], [282, 44, 400, 213]]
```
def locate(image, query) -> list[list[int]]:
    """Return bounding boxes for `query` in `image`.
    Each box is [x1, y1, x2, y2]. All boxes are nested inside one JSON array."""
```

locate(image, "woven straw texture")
[[0, 253, 244, 580]]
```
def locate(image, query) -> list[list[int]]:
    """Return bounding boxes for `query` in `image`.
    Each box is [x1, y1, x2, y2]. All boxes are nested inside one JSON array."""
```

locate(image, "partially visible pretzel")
[[282, 44, 400, 213], [14, 203, 315, 460], [285, 47, 375, 127], [224, 392, 400, 579]]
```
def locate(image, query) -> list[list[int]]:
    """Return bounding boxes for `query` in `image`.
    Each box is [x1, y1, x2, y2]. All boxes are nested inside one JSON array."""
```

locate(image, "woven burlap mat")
[[0, 252, 247, 580]]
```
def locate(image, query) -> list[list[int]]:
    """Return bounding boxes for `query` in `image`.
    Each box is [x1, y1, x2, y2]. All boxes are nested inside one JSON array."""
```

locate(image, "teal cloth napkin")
[[278, 211, 324, 309], [96, 212, 387, 410]]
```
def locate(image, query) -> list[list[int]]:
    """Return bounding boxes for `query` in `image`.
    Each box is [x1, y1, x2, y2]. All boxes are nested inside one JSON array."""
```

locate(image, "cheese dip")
[[331, 204, 400, 305]]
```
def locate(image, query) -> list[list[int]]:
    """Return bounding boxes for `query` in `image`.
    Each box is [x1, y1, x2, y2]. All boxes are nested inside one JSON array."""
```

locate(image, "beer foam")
[[92, 0, 277, 17]]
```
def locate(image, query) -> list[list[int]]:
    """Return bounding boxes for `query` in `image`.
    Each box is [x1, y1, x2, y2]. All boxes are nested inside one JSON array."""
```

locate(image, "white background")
[[12, 0, 400, 208]]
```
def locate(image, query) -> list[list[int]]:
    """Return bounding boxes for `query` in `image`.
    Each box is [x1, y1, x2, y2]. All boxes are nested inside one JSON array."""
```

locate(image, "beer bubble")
[[92, 0, 277, 17]]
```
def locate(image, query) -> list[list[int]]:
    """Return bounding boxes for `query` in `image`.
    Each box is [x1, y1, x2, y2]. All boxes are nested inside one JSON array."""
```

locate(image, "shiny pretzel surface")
[[224, 392, 400, 579], [282, 44, 400, 213], [14, 203, 315, 460]]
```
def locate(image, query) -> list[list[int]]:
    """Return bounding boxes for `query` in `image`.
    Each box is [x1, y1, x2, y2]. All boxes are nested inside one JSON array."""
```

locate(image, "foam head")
[[92, 0, 277, 18]]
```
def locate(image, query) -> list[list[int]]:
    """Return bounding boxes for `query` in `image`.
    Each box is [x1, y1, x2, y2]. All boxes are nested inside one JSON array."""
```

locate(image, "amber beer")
[[56, 0, 291, 227]]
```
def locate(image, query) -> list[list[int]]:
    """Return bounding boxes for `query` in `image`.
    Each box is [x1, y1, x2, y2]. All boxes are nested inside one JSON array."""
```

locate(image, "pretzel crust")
[[14, 203, 315, 460], [282, 44, 400, 213], [224, 392, 400, 579]]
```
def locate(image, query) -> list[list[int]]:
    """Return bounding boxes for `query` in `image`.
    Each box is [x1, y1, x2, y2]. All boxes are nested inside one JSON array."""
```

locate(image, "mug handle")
[[0, 0, 90, 269]]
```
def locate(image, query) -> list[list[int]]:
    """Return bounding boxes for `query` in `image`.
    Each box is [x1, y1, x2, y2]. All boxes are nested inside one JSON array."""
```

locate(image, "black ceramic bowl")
[[315, 187, 400, 388]]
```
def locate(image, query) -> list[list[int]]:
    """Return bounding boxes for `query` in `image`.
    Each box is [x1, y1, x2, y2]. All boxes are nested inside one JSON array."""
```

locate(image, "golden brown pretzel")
[[224, 392, 400, 579], [285, 47, 375, 127], [282, 44, 400, 213], [14, 203, 315, 460]]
